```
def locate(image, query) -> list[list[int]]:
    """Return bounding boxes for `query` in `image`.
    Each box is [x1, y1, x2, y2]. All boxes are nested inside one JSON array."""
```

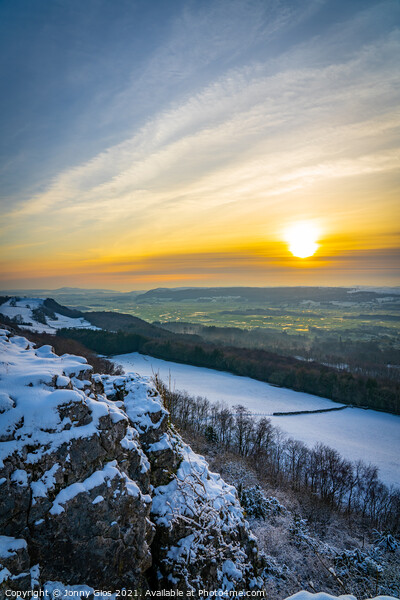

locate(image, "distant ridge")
[[0, 287, 121, 295], [135, 286, 398, 303]]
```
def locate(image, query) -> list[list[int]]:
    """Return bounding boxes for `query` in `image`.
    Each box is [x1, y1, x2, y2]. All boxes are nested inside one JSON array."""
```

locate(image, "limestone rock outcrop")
[[0, 329, 261, 593]]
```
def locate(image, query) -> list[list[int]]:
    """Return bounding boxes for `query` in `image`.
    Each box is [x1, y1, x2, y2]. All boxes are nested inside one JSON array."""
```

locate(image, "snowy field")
[[113, 352, 400, 488]]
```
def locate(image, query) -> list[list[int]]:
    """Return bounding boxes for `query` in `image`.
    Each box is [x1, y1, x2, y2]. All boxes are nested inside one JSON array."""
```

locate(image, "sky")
[[1, 0, 399, 291]]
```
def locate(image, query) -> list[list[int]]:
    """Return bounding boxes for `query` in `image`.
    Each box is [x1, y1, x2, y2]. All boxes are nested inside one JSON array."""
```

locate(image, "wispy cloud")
[[9, 33, 399, 212], [1, 0, 399, 287]]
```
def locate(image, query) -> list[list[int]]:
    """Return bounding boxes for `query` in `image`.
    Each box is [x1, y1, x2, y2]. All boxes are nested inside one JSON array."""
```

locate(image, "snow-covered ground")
[[114, 353, 343, 414], [113, 352, 400, 488], [0, 297, 97, 333]]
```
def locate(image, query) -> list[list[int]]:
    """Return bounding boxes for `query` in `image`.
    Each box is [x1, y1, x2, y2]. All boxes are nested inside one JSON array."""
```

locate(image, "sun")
[[285, 222, 319, 258]]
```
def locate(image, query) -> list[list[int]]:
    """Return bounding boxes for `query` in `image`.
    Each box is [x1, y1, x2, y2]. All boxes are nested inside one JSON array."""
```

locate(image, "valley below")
[[0, 291, 399, 597], [113, 352, 400, 488]]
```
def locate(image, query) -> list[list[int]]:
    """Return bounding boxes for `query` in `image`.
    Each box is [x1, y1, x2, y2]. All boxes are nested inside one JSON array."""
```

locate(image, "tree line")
[[57, 328, 400, 415], [160, 321, 400, 382], [154, 376, 400, 533]]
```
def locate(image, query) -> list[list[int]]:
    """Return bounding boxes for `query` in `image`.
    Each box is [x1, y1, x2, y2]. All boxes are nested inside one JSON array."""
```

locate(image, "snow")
[[272, 408, 400, 487], [166, 534, 197, 561], [113, 353, 400, 488], [101, 373, 167, 434], [1, 330, 252, 592], [222, 559, 243, 580], [0, 391, 14, 413], [151, 432, 258, 591], [0, 338, 161, 515], [92, 495, 104, 504], [30, 563, 40, 588], [113, 352, 343, 414], [49, 460, 141, 515], [56, 375, 71, 388], [152, 442, 243, 529], [0, 297, 98, 333], [120, 426, 150, 473], [0, 331, 113, 470], [31, 464, 60, 504], [0, 568, 11, 584], [10, 469, 29, 487], [1, 329, 398, 595], [0, 536, 27, 559], [147, 432, 173, 453], [349, 286, 400, 295]]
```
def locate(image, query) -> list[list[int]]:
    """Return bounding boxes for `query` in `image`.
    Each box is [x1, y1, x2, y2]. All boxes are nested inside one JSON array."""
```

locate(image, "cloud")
[[11, 35, 399, 212], [2, 246, 399, 290], [1, 0, 399, 288]]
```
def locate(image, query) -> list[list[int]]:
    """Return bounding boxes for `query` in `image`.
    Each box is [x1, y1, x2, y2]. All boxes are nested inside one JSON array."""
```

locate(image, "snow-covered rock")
[[0, 329, 153, 591], [101, 373, 261, 592], [0, 329, 262, 593], [0, 535, 33, 591]]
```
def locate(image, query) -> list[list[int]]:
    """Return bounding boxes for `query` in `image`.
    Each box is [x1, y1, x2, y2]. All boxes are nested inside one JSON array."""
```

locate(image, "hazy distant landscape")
[[6, 285, 399, 382], [1, 287, 399, 415]]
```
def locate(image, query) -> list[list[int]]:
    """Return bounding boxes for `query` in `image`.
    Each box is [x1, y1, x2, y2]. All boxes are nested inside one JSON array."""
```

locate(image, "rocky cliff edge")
[[0, 328, 261, 594]]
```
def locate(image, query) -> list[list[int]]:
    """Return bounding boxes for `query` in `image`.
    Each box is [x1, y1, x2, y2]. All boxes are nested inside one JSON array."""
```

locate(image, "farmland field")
[[113, 351, 400, 488]]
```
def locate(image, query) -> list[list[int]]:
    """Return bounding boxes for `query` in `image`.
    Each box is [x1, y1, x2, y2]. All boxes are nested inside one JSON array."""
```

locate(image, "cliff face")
[[0, 329, 260, 593]]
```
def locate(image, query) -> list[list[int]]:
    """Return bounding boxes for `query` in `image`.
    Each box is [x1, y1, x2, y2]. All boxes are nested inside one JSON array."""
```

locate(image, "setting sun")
[[285, 223, 319, 258]]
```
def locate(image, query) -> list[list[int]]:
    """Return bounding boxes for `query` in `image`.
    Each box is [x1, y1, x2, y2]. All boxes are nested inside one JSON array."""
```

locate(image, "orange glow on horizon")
[[1, 237, 399, 291]]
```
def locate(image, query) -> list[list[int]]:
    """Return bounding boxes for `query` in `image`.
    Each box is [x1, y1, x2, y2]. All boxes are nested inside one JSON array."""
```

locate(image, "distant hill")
[[84, 310, 177, 338], [0, 287, 126, 296], [0, 295, 202, 343], [135, 286, 398, 304], [0, 297, 98, 333]]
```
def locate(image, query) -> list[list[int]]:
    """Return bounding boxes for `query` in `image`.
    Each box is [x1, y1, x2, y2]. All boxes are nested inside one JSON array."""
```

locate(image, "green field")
[[62, 297, 399, 346], [5, 287, 400, 351]]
